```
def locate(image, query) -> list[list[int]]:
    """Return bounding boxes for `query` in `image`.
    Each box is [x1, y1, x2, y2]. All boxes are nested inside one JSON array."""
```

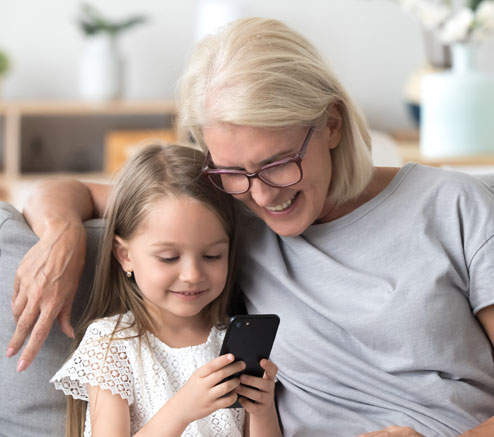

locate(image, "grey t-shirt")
[[237, 163, 494, 437]]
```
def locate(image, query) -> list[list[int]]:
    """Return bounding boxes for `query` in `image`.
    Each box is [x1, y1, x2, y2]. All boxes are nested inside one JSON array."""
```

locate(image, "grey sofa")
[[0, 202, 104, 437], [0, 170, 493, 436]]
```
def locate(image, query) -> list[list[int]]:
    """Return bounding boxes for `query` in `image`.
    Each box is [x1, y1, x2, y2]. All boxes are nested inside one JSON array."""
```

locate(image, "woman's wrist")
[[23, 179, 96, 238]]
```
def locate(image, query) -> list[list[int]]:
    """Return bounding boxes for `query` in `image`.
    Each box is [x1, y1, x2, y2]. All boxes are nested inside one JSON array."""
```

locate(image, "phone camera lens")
[[235, 321, 242, 328]]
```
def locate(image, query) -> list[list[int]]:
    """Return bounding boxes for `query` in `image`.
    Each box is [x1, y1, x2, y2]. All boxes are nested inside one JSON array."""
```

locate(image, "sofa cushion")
[[0, 201, 104, 437]]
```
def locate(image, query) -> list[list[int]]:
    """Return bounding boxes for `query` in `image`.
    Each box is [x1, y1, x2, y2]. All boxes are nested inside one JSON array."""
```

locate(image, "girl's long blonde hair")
[[178, 17, 374, 205], [66, 144, 237, 437]]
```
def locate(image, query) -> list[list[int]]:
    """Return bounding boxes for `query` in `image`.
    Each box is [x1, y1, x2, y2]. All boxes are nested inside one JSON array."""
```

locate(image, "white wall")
[[0, 0, 493, 131]]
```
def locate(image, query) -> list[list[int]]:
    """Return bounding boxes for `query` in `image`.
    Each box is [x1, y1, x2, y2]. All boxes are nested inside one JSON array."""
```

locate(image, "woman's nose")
[[248, 178, 280, 207]]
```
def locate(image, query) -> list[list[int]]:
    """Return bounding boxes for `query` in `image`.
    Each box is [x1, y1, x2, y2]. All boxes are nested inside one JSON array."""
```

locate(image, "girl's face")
[[114, 196, 229, 326], [203, 122, 340, 237]]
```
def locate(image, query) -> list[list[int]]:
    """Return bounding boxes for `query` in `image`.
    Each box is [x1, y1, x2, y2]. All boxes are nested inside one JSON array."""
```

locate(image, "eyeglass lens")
[[209, 160, 302, 194]]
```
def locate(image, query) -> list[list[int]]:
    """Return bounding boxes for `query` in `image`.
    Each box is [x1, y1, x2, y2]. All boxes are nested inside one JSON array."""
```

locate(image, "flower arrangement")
[[398, 0, 494, 44]]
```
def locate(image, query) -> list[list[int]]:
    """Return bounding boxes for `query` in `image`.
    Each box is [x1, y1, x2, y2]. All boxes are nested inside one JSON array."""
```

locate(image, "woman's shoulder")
[[398, 163, 494, 200]]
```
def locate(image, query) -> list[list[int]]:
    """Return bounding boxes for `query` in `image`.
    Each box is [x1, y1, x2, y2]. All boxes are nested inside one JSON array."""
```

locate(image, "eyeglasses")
[[203, 126, 315, 195]]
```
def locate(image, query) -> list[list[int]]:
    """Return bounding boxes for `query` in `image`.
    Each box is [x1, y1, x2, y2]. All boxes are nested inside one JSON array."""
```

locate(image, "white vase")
[[79, 34, 124, 101], [420, 43, 494, 157]]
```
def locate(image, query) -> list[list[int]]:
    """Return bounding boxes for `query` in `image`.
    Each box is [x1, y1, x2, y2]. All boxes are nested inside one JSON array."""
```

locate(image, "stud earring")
[[126, 271, 133, 278]]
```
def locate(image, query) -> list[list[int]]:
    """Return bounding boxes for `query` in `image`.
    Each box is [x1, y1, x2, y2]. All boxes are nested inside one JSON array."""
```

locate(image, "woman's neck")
[[318, 166, 399, 223]]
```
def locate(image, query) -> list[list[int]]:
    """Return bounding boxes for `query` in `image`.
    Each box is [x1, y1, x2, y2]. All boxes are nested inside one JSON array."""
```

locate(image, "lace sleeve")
[[50, 319, 134, 404]]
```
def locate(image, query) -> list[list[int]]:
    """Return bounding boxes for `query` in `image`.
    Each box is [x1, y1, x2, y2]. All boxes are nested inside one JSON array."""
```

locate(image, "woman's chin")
[[263, 215, 308, 237]]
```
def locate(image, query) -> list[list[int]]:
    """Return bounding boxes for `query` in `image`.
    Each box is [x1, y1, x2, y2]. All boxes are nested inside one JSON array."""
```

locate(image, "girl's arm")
[[7, 180, 110, 372], [238, 360, 282, 437], [135, 354, 245, 436], [88, 385, 131, 437]]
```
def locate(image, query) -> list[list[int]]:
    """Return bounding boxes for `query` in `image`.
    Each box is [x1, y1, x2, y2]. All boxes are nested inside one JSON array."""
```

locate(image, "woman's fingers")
[[12, 309, 56, 372], [57, 303, 75, 339], [6, 222, 86, 370]]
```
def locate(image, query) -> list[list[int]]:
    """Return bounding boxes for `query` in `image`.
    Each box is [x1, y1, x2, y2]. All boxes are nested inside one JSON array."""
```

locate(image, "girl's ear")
[[113, 236, 132, 272], [326, 103, 343, 150]]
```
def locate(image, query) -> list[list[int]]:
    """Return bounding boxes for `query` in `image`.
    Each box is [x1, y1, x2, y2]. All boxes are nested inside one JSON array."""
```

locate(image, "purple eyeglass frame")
[[202, 126, 315, 194]]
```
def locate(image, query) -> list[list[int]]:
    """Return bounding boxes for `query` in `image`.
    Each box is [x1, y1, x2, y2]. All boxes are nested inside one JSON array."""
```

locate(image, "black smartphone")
[[219, 314, 280, 407]]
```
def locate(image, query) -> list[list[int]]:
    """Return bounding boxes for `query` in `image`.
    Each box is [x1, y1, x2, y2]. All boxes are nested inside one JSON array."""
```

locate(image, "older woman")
[[7, 18, 494, 437]]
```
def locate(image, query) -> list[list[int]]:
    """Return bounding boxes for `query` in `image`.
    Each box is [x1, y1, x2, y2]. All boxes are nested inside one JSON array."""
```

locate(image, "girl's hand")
[[236, 359, 278, 417], [358, 426, 425, 437], [169, 354, 246, 426]]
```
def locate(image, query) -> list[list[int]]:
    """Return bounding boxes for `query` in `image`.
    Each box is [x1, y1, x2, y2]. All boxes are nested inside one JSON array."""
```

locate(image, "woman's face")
[[203, 122, 341, 237]]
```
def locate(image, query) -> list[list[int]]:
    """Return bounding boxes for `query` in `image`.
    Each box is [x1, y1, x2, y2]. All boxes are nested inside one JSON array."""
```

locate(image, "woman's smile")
[[265, 192, 299, 214]]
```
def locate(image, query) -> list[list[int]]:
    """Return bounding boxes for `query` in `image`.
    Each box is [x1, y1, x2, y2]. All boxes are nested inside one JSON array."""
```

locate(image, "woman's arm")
[[459, 305, 494, 436], [477, 305, 494, 345], [7, 179, 110, 372], [359, 306, 494, 437]]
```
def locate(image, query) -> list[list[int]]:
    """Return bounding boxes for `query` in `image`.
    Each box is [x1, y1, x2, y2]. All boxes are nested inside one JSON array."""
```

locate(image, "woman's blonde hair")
[[178, 17, 374, 204], [66, 144, 237, 436]]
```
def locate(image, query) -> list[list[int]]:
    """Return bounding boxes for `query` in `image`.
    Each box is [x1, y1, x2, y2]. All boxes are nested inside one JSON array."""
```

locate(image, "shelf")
[[0, 100, 176, 115], [391, 129, 494, 168], [0, 100, 177, 178]]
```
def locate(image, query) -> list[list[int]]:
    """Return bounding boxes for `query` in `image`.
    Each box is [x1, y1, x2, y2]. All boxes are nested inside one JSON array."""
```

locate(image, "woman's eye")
[[159, 256, 179, 263]]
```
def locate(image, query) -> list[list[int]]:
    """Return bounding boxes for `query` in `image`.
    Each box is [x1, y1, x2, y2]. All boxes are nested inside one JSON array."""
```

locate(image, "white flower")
[[396, 0, 494, 43], [400, 0, 450, 29], [417, 1, 451, 29], [472, 1, 494, 41], [438, 7, 475, 43]]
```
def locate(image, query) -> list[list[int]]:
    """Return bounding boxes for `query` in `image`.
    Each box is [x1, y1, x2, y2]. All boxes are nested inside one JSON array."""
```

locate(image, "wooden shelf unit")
[[0, 100, 178, 179], [391, 129, 494, 168]]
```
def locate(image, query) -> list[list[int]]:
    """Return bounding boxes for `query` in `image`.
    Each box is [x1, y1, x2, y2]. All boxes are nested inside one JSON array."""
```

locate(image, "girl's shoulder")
[[83, 312, 137, 343]]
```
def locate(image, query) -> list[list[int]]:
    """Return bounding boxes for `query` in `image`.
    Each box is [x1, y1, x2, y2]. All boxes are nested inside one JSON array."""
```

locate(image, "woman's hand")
[[358, 426, 424, 437], [7, 218, 86, 372]]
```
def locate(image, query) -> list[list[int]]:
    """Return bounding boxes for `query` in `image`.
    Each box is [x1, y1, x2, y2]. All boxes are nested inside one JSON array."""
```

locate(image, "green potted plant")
[[77, 3, 148, 101], [78, 3, 147, 37], [0, 49, 10, 99]]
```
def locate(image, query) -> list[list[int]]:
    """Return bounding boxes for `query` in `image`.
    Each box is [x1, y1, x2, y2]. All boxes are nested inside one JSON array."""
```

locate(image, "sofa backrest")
[[0, 201, 104, 436]]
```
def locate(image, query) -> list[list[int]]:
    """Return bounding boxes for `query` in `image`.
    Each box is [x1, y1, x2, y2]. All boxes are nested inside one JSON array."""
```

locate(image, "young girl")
[[50, 144, 281, 437]]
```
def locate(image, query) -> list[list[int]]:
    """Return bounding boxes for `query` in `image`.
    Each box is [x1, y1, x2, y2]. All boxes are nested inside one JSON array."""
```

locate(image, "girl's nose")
[[179, 258, 205, 284]]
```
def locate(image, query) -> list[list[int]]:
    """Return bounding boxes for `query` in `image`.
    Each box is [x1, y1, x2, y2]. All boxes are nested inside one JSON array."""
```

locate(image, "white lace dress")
[[50, 312, 245, 437]]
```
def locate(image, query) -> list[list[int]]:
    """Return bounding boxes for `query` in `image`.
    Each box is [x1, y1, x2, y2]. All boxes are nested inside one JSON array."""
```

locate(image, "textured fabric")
[[237, 164, 494, 437], [51, 312, 244, 437]]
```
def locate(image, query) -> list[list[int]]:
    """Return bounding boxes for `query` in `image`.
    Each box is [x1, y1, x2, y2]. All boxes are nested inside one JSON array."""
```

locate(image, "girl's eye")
[[159, 256, 179, 263], [203, 254, 223, 261]]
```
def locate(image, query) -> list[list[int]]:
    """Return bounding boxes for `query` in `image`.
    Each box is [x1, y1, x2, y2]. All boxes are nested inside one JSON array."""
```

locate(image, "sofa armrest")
[[0, 201, 104, 437]]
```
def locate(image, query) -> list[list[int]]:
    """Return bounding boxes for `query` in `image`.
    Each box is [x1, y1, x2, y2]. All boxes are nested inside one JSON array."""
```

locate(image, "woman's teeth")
[[266, 194, 297, 212]]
